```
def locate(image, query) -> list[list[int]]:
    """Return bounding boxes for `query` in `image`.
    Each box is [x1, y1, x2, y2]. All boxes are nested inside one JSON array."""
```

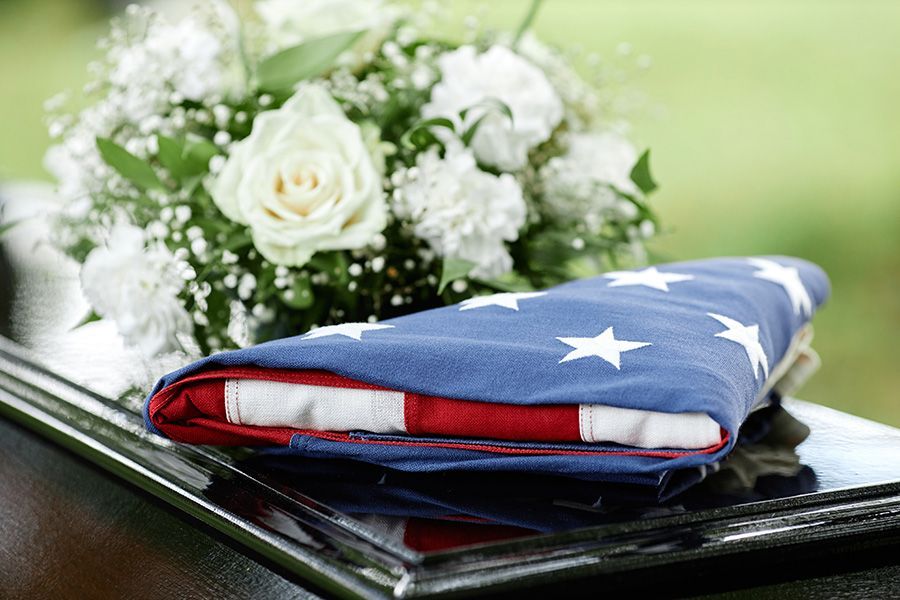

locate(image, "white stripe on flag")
[[577, 404, 721, 449], [224, 378, 406, 433]]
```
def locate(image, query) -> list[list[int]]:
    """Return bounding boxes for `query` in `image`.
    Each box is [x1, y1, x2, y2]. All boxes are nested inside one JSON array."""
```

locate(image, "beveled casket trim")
[[1, 335, 899, 598]]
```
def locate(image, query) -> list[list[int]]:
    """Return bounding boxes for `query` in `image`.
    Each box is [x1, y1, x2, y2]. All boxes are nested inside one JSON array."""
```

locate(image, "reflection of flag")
[[145, 256, 829, 483]]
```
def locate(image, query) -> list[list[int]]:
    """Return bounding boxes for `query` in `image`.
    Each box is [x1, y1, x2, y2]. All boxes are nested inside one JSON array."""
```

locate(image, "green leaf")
[[629, 149, 658, 195], [459, 98, 514, 146], [438, 258, 475, 294], [308, 251, 350, 284], [257, 30, 365, 92], [400, 117, 455, 150], [459, 98, 514, 124], [0, 219, 23, 238], [613, 186, 657, 224], [184, 137, 219, 170], [282, 275, 314, 309], [460, 112, 493, 146], [72, 310, 101, 330], [474, 273, 535, 293], [157, 135, 219, 180], [156, 135, 186, 178], [222, 231, 253, 252], [96, 137, 162, 190]]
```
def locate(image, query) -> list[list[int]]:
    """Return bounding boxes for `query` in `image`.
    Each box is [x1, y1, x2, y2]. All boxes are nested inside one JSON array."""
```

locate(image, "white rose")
[[395, 143, 526, 279], [423, 45, 563, 172], [211, 84, 387, 266], [256, 0, 399, 69], [80, 224, 192, 356]]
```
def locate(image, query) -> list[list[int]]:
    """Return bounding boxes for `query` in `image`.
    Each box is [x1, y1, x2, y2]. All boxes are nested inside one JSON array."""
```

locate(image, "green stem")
[[513, 0, 543, 48]]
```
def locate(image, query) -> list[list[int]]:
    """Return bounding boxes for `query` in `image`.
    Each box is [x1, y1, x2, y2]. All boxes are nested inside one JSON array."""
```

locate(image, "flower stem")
[[513, 0, 543, 48]]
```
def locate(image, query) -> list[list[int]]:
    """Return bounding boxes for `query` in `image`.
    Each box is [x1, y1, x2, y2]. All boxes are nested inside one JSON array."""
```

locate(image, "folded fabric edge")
[[146, 366, 727, 453]]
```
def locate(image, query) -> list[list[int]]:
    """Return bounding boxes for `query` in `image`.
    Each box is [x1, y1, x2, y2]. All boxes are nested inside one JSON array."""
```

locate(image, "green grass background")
[[1, 0, 897, 424]]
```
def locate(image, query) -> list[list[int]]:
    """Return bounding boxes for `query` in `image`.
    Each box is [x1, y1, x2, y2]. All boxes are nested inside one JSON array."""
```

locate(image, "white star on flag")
[[302, 322, 395, 341], [459, 291, 548, 311], [748, 258, 813, 316], [708, 313, 769, 380], [603, 267, 694, 292], [557, 327, 651, 369]]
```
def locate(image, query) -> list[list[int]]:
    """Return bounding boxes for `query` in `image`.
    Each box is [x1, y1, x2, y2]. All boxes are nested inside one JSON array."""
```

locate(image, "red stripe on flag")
[[405, 393, 580, 442]]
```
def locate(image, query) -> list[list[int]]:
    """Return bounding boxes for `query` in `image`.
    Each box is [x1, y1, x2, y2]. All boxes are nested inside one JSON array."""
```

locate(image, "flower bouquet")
[[45, 0, 659, 359]]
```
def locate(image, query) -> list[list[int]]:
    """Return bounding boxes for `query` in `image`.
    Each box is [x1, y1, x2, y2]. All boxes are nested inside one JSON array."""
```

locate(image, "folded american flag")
[[144, 256, 829, 485]]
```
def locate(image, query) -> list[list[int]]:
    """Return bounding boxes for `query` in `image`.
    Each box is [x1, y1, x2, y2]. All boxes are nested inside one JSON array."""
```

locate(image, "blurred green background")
[[1, 0, 897, 424]]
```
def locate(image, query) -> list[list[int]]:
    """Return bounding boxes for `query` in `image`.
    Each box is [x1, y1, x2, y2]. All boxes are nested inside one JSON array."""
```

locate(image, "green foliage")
[[459, 98, 513, 146], [308, 252, 350, 285], [282, 274, 315, 309], [71, 310, 101, 329], [96, 137, 162, 190], [221, 231, 253, 252], [400, 117, 455, 150], [514, 0, 544, 47], [256, 30, 365, 92], [157, 135, 218, 180], [0, 219, 23, 238], [438, 258, 476, 293], [629, 150, 658, 195], [475, 272, 535, 293]]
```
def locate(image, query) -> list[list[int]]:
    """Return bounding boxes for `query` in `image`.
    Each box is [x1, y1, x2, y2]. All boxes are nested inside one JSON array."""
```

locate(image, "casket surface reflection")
[[204, 404, 818, 553]]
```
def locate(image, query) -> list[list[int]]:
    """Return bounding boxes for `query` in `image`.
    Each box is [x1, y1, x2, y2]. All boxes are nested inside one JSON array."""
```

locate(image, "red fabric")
[[406, 393, 580, 442], [403, 517, 534, 552], [147, 366, 728, 457]]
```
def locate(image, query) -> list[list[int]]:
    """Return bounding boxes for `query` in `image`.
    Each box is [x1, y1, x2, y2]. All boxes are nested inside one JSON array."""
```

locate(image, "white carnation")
[[210, 84, 386, 266], [256, 0, 400, 69], [80, 224, 192, 356], [423, 45, 563, 172], [559, 132, 640, 194], [395, 144, 526, 279], [541, 132, 641, 231]]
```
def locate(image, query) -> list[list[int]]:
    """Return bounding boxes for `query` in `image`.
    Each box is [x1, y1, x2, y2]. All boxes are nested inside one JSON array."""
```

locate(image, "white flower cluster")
[[47, 0, 656, 358], [514, 33, 600, 131], [80, 224, 192, 356], [541, 132, 643, 232], [423, 45, 564, 172], [394, 143, 526, 279]]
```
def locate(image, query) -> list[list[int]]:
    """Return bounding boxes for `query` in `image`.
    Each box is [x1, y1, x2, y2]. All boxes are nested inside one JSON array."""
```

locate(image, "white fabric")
[[224, 378, 406, 433], [578, 404, 721, 449], [761, 323, 816, 401]]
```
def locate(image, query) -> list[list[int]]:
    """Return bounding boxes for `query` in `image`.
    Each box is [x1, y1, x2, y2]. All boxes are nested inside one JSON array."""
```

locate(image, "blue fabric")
[[144, 256, 829, 481]]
